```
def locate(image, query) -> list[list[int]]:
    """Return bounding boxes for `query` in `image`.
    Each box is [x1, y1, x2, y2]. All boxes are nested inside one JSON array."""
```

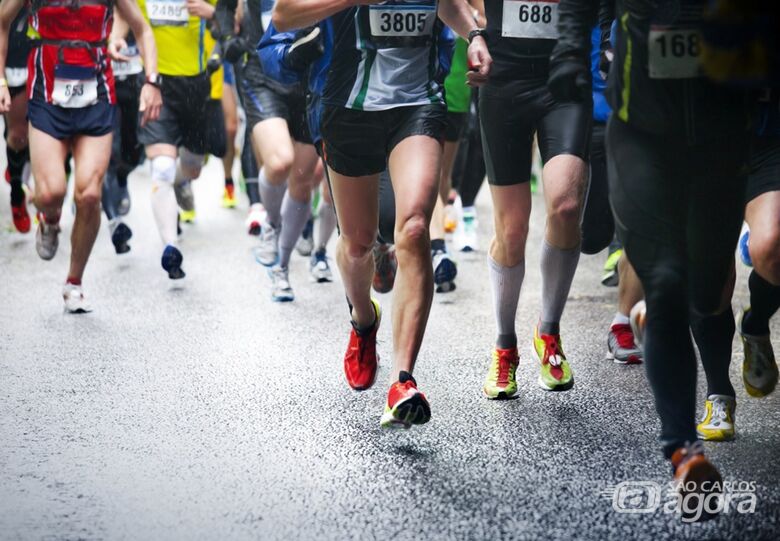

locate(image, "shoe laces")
[[493, 349, 517, 383], [710, 398, 730, 422], [612, 324, 637, 349], [541, 334, 564, 367]]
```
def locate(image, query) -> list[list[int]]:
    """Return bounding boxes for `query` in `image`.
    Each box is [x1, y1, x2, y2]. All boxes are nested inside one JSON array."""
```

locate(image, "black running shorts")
[[479, 78, 592, 186], [747, 135, 780, 202], [321, 103, 447, 177]]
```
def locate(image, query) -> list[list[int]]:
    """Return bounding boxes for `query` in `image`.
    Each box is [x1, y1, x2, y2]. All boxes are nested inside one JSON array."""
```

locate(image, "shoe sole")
[[606, 350, 643, 365], [253, 247, 279, 267], [601, 272, 619, 287], [537, 375, 574, 392], [696, 429, 735, 442], [483, 387, 518, 400], [436, 281, 456, 293], [272, 294, 294, 302], [310, 274, 333, 283], [380, 392, 431, 429]]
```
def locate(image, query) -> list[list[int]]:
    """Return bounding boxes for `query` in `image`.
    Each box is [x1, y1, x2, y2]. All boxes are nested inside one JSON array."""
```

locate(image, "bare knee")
[[7, 129, 28, 151], [750, 229, 780, 285], [263, 149, 294, 183], [547, 194, 582, 230], [494, 216, 529, 257], [340, 231, 375, 260], [395, 213, 429, 254]]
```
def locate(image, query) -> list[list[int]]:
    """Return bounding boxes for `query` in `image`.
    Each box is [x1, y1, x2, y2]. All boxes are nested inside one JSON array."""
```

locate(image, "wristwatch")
[[145, 72, 161, 89], [468, 28, 487, 43]]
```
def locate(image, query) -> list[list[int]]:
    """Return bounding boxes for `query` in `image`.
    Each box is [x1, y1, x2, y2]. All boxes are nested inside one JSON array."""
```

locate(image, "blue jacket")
[[258, 21, 456, 145], [591, 25, 611, 124]]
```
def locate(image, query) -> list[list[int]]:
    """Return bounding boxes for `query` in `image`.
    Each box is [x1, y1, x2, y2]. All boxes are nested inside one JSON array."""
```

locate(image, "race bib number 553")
[[648, 27, 701, 79], [502, 0, 559, 40], [369, 5, 436, 38], [146, 0, 189, 27]]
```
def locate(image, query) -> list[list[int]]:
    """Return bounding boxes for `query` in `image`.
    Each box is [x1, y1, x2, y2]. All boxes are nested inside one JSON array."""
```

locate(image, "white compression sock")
[[150, 156, 178, 246], [539, 240, 581, 335], [258, 167, 287, 227], [488, 254, 526, 349], [278, 192, 312, 269]]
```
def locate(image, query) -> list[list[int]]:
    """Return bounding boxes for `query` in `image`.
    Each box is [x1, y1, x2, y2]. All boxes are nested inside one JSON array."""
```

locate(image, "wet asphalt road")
[[1, 159, 779, 541]]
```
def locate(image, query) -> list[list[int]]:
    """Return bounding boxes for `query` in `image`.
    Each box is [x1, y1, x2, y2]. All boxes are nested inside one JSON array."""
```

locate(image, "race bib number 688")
[[501, 0, 559, 40]]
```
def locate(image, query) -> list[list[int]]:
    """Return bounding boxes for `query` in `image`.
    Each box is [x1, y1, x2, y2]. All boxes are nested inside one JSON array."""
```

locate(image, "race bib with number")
[[146, 0, 189, 27], [501, 0, 559, 40], [5, 67, 27, 88], [648, 27, 701, 79], [51, 65, 99, 108], [369, 4, 437, 38]]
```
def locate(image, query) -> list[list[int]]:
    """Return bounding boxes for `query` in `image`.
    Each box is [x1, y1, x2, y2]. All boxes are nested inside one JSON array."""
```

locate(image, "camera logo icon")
[[607, 481, 662, 514]]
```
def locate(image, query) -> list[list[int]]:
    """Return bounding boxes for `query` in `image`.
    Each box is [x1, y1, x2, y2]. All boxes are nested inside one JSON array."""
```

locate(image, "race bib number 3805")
[[648, 27, 701, 79], [369, 4, 437, 38], [146, 0, 189, 27], [501, 0, 559, 40]]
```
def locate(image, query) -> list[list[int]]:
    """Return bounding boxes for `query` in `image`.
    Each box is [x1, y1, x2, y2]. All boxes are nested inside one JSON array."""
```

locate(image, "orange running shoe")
[[380, 371, 431, 429], [343, 299, 381, 390], [671, 441, 723, 522]]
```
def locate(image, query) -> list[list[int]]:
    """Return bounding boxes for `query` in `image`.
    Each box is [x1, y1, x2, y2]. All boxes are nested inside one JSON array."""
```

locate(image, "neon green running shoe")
[[533, 326, 574, 391], [483, 347, 519, 399], [602, 248, 622, 287]]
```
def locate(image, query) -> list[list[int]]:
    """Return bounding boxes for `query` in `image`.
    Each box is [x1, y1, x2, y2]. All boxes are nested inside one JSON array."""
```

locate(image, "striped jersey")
[[323, 1, 444, 111]]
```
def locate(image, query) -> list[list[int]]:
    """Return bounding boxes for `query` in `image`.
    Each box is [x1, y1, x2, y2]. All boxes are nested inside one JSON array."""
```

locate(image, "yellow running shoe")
[[483, 347, 519, 399], [180, 209, 196, 223], [737, 307, 778, 397], [533, 326, 573, 391], [696, 394, 736, 441], [222, 185, 237, 208]]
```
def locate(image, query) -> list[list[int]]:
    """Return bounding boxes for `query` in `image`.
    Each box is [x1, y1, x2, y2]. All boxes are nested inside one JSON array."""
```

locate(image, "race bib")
[[52, 65, 98, 108], [5, 67, 27, 88], [112, 47, 144, 78], [501, 0, 559, 40], [369, 4, 437, 38], [648, 27, 701, 79], [146, 0, 189, 27]]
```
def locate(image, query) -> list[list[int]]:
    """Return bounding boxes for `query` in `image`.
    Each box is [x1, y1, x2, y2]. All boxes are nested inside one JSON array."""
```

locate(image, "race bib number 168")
[[648, 27, 701, 79]]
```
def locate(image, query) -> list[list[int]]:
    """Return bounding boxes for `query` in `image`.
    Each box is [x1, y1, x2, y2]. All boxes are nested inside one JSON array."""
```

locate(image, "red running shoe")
[[343, 299, 381, 390], [380, 371, 431, 429], [11, 193, 30, 233]]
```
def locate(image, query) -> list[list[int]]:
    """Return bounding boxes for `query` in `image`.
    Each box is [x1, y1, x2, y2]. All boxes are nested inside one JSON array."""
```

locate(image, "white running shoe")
[[254, 220, 279, 267], [269, 266, 294, 302], [630, 300, 647, 348], [246, 203, 266, 236], [454, 208, 479, 252], [35, 215, 60, 260], [62, 283, 92, 313], [309, 249, 333, 283]]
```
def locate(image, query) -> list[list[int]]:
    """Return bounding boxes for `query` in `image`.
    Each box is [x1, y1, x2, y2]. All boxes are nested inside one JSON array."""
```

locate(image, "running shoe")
[[372, 242, 397, 294], [35, 214, 60, 260], [269, 265, 294, 302], [62, 283, 92, 314], [671, 441, 723, 522], [454, 209, 479, 252], [246, 203, 266, 236], [697, 394, 736, 441], [601, 247, 622, 287], [606, 323, 643, 364], [179, 209, 196, 223], [380, 371, 431, 429], [109, 219, 132, 255], [11, 193, 30, 233], [630, 300, 647, 348], [738, 224, 752, 267], [222, 184, 237, 208], [737, 307, 778, 397], [483, 347, 519, 399], [254, 221, 280, 267], [309, 249, 333, 283], [161, 245, 186, 280], [444, 203, 458, 234], [344, 299, 381, 390], [432, 248, 457, 293], [296, 217, 314, 256], [532, 326, 573, 391]]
